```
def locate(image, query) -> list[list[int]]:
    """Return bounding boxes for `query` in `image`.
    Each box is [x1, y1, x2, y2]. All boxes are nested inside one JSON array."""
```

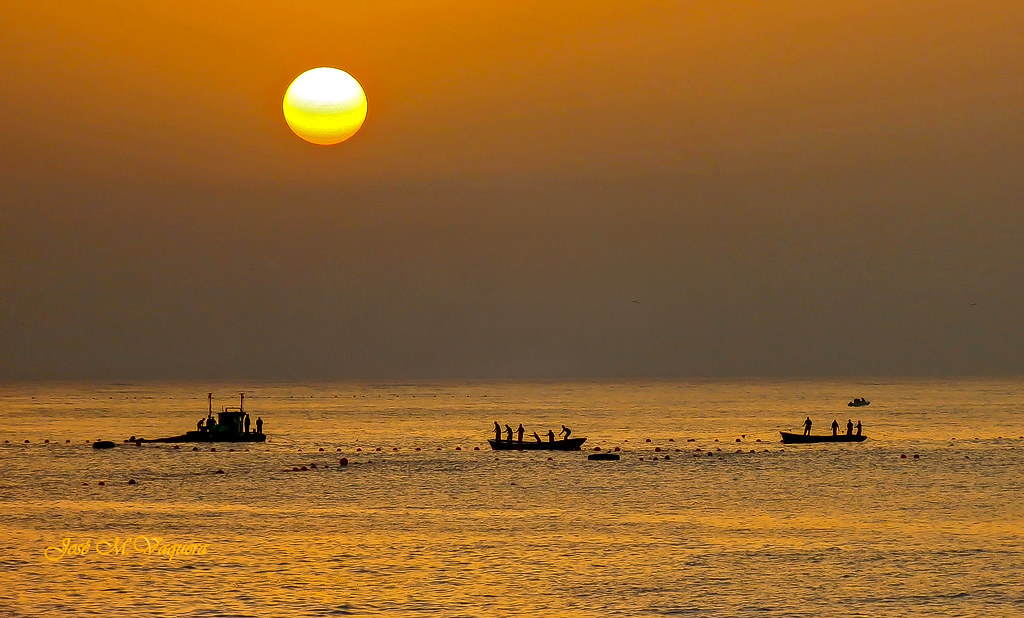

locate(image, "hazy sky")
[[2, 1, 1023, 380]]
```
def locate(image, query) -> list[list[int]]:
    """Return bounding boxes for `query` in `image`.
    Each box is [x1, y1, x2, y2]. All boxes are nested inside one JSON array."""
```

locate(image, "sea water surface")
[[1, 379, 1022, 616]]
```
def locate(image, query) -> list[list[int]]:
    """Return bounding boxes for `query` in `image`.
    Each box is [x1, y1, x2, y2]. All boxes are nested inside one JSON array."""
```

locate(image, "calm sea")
[[1, 379, 1022, 616]]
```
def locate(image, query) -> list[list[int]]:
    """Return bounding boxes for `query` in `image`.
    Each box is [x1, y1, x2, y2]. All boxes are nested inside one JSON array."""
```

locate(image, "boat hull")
[[488, 437, 587, 451], [138, 431, 267, 444], [780, 432, 866, 444]]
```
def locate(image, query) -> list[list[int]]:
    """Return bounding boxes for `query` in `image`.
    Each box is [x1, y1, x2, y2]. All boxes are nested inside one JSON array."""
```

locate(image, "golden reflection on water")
[[1, 379, 1023, 615]]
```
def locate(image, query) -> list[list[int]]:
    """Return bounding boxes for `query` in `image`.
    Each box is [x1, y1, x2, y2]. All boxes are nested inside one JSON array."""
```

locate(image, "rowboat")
[[488, 437, 587, 451], [780, 432, 866, 444]]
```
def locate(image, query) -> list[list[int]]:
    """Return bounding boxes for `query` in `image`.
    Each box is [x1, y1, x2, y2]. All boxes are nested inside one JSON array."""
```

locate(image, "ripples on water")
[[1, 379, 1023, 616]]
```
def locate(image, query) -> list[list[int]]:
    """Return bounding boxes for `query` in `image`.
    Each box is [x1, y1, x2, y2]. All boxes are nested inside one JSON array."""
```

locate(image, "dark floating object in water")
[[127, 479, 137, 485], [588, 452, 619, 461], [848, 398, 870, 407], [779, 432, 867, 444], [92, 440, 116, 449], [489, 437, 587, 451]]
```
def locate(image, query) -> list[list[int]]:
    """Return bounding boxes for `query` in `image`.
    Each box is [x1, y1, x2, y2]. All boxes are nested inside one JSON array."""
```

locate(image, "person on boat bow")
[[803, 417, 812, 436], [516, 423, 525, 446], [831, 419, 839, 436], [494, 421, 502, 442], [856, 420, 862, 436]]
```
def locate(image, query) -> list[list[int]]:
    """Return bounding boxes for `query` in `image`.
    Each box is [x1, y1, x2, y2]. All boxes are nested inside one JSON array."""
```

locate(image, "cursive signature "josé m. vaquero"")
[[44, 536, 209, 562]]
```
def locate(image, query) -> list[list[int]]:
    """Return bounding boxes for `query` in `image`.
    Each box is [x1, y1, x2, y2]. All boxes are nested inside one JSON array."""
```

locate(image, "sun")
[[283, 67, 367, 145]]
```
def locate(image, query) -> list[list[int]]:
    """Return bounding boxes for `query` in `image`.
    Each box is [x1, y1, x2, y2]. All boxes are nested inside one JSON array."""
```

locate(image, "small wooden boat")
[[488, 437, 587, 451], [780, 432, 867, 444], [848, 398, 870, 407], [133, 393, 267, 444]]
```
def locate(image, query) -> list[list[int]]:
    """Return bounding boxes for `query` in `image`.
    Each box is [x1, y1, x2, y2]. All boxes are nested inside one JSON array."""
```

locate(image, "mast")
[[208, 392, 213, 415]]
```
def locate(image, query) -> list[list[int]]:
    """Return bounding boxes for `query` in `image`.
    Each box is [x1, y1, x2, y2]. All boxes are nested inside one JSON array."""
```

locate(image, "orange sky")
[[2, 1, 1023, 379]]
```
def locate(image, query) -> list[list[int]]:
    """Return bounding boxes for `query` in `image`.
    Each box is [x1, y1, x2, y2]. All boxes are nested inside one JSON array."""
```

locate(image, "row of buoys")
[[900, 454, 921, 459]]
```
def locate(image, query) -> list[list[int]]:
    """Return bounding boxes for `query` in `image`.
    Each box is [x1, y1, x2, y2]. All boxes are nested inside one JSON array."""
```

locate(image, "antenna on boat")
[[208, 392, 213, 415], [239, 392, 245, 413]]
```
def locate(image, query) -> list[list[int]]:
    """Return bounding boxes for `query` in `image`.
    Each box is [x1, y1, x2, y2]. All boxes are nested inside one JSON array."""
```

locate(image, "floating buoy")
[[24, 440, 29, 443], [687, 438, 695, 442], [319, 448, 324, 452], [639, 457, 645, 461], [474, 446, 480, 450], [291, 467, 300, 472], [210, 447, 216, 452], [645, 438, 652, 443], [375, 447, 381, 452], [455, 447, 462, 451], [594, 446, 602, 451], [652, 456, 659, 460], [98, 481, 105, 486], [392, 447, 398, 451], [356, 448, 362, 452], [44, 439, 49, 444], [756, 439, 762, 443], [215, 469, 225, 474], [339, 457, 348, 466], [310, 463, 317, 469], [735, 438, 741, 442], [716, 448, 722, 452], [913, 454, 919, 459], [337, 448, 342, 452], [654, 447, 661, 452], [229, 448, 235, 452], [613, 446, 621, 452], [547, 456, 553, 461], [127, 479, 136, 485], [695, 448, 702, 452], [82, 482, 88, 486], [192, 447, 199, 451], [714, 439, 719, 442], [415, 447, 421, 452], [900, 454, 907, 459], [65, 439, 70, 443], [668, 438, 675, 442]]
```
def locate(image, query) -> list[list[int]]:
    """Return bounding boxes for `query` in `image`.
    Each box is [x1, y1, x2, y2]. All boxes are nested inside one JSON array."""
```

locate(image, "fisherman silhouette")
[[206, 416, 217, 430], [847, 419, 854, 436], [547, 429, 555, 442], [803, 417, 812, 436], [516, 423, 525, 446], [532, 431, 542, 443], [255, 416, 263, 434], [494, 421, 502, 442], [831, 419, 839, 436], [504, 424, 513, 444], [856, 420, 862, 436], [560, 425, 572, 439], [244, 414, 250, 434]]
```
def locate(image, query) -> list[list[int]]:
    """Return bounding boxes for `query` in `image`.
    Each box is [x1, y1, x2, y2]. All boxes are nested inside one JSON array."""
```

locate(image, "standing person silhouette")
[[846, 419, 854, 436], [559, 425, 572, 440], [831, 419, 840, 436], [856, 420, 863, 436], [803, 417, 813, 436], [244, 414, 251, 434], [255, 416, 263, 435], [547, 429, 555, 443], [504, 424, 513, 444], [493, 421, 502, 442], [516, 423, 525, 446]]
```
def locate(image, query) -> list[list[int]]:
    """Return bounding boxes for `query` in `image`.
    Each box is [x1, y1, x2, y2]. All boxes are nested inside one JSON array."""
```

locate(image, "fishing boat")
[[848, 398, 870, 407], [488, 437, 587, 451], [132, 393, 267, 444], [780, 432, 866, 444]]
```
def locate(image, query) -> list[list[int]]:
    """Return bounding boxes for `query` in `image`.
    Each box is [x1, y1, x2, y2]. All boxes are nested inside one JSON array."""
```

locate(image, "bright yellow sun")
[[283, 67, 367, 145]]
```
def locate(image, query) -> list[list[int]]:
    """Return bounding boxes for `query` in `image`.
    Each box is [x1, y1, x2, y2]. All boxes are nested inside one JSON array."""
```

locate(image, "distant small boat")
[[133, 393, 267, 444], [780, 432, 866, 444], [488, 437, 587, 451], [848, 398, 870, 407]]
